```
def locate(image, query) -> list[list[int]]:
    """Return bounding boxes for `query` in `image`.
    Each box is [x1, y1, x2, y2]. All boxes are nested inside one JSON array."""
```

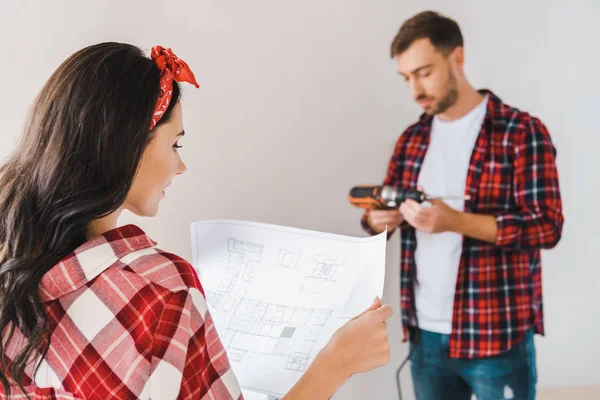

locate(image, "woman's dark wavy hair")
[[0, 42, 181, 396]]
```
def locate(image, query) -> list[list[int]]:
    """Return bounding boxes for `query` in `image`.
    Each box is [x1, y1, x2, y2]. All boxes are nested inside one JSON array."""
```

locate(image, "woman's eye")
[[173, 142, 182, 149]]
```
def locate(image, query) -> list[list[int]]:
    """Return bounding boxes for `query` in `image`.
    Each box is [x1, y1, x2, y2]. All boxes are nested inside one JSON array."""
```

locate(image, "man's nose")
[[408, 79, 424, 100]]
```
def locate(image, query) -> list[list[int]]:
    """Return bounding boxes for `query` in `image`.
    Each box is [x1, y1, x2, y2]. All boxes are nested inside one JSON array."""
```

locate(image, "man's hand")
[[399, 199, 460, 234], [367, 209, 405, 233]]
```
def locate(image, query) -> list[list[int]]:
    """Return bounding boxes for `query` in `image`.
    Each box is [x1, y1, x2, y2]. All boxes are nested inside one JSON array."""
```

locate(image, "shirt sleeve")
[[494, 115, 564, 250], [147, 288, 243, 400]]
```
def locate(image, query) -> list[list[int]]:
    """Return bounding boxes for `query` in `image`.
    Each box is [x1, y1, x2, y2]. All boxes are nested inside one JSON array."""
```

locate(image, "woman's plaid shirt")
[[2, 225, 243, 399]]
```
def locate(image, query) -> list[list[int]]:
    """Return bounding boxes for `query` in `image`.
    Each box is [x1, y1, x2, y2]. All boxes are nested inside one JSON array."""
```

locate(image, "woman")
[[0, 42, 392, 399]]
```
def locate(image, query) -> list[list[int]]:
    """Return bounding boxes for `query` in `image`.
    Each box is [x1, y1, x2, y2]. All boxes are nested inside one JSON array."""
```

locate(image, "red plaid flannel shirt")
[[1, 225, 243, 399], [362, 90, 564, 359]]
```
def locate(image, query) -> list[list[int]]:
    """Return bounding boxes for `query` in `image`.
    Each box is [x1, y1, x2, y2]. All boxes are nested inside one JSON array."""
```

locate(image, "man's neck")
[[436, 84, 485, 122]]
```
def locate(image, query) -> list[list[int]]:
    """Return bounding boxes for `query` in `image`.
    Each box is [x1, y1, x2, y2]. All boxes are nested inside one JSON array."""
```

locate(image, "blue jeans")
[[410, 329, 537, 400]]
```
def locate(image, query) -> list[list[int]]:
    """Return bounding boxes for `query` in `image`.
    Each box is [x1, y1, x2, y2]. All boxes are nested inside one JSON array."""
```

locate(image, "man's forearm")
[[452, 212, 498, 244]]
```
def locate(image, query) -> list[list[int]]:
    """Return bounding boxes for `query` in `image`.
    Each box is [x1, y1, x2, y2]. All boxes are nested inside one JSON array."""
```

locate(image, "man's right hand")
[[367, 209, 405, 233]]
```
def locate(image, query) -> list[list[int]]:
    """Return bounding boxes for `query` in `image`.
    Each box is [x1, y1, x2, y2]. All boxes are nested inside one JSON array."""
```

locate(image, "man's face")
[[396, 38, 459, 115]]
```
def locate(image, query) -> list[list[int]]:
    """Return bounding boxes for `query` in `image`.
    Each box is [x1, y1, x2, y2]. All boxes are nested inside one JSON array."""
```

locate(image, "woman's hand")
[[283, 297, 393, 400], [325, 296, 393, 375]]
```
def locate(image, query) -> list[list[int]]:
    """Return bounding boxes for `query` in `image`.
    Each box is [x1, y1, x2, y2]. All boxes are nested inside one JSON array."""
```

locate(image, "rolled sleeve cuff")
[[495, 212, 522, 248]]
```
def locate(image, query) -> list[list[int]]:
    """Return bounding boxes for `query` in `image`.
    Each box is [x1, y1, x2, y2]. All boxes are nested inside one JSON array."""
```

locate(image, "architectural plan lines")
[[191, 220, 386, 398]]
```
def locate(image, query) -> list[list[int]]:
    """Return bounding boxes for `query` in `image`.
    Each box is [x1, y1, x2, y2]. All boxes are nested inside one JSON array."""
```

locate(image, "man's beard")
[[428, 70, 459, 115]]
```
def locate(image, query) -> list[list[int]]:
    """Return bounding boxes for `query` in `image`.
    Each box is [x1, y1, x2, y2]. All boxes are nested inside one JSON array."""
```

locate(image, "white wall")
[[1, 0, 598, 398]]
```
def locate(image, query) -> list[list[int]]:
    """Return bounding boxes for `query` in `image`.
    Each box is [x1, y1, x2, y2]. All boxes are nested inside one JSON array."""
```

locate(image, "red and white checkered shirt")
[[1, 224, 243, 400]]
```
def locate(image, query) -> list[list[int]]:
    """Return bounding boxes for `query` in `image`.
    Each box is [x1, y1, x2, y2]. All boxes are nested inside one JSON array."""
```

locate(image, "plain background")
[[1, 0, 598, 398]]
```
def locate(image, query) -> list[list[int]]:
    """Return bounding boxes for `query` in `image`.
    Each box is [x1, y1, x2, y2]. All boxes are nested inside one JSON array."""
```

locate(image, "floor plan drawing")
[[191, 219, 387, 398], [274, 249, 301, 270], [307, 254, 347, 281], [207, 238, 263, 309], [213, 297, 332, 372]]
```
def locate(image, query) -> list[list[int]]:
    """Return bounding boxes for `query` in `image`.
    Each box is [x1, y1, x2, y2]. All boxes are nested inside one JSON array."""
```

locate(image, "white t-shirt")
[[414, 95, 488, 334]]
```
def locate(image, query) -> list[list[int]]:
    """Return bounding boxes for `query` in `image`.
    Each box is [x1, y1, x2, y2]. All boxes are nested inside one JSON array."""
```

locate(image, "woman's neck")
[[87, 210, 121, 240]]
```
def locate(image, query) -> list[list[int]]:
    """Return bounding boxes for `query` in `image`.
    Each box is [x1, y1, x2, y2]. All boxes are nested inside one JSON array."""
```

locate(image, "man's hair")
[[390, 11, 463, 58]]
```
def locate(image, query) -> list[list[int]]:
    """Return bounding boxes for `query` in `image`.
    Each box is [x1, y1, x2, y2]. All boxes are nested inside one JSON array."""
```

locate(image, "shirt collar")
[[418, 89, 503, 127], [39, 224, 157, 302]]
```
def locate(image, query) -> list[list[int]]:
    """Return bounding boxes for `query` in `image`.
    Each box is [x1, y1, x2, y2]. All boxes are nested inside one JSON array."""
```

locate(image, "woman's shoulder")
[[98, 224, 204, 295], [40, 224, 203, 304], [119, 245, 202, 293]]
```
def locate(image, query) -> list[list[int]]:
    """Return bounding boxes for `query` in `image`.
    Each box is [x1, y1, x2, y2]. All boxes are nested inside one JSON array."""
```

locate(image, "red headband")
[[149, 45, 199, 130]]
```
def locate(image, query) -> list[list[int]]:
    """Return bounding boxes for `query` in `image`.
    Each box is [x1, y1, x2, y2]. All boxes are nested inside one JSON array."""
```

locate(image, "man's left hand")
[[399, 199, 460, 234]]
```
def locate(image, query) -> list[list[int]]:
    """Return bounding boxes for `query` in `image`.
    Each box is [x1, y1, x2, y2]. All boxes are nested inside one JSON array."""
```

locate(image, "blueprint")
[[190, 220, 386, 398]]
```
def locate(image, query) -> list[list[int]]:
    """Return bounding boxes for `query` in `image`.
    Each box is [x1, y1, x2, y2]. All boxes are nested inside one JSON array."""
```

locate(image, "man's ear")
[[448, 46, 465, 75]]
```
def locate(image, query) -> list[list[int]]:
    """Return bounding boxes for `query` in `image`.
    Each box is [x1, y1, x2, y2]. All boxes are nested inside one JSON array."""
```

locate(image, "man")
[[361, 11, 563, 400]]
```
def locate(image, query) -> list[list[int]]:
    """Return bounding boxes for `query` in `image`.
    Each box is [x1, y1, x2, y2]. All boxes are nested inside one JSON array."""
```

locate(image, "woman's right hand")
[[325, 296, 393, 376], [282, 297, 392, 400]]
